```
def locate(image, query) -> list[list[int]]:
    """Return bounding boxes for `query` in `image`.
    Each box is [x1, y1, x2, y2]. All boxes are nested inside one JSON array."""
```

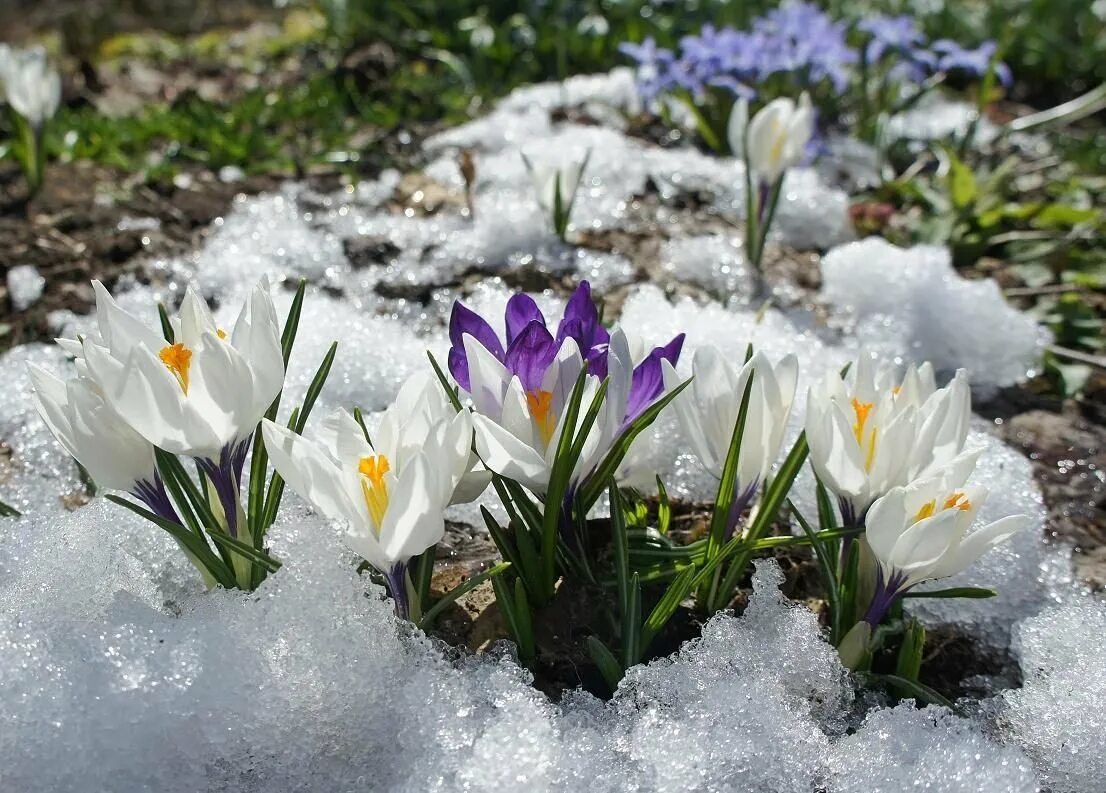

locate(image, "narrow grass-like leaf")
[[427, 351, 464, 412], [707, 369, 756, 560], [418, 561, 511, 630], [0, 498, 20, 518], [157, 304, 175, 343], [579, 378, 692, 511], [870, 673, 957, 711], [540, 366, 591, 598], [902, 587, 997, 599], [293, 341, 337, 434], [586, 636, 624, 692], [481, 506, 522, 572], [609, 485, 631, 635], [656, 477, 671, 535], [352, 407, 373, 446], [895, 619, 926, 682], [789, 498, 842, 641], [206, 530, 282, 573], [639, 564, 697, 653], [106, 494, 236, 588], [623, 572, 641, 669]]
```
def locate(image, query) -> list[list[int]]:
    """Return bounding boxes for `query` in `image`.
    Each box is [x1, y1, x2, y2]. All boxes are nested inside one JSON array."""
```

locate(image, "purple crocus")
[[930, 39, 1013, 86], [448, 281, 684, 425], [858, 14, 925, 64]]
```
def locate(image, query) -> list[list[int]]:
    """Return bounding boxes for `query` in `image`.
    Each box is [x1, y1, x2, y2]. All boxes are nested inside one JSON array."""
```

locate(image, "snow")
[[820, 236, 1047, 394], [6, 264, 45, 311], [0, 68, 1094, 792]]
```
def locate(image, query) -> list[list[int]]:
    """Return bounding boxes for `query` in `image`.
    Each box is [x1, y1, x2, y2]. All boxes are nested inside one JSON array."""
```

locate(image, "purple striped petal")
[[505, 320, 557, 392], [448, 302, 505, 391], [625, 334, 686, 423], [505, 293, 546, 344]]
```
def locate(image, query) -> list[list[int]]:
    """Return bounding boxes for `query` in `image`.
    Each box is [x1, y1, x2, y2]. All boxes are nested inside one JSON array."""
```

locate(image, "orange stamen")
[[159, 343, 192, 394], [526, 389, 556, 445]]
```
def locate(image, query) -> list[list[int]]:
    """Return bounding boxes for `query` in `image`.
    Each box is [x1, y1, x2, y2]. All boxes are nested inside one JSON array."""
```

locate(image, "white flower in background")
[[661, 345, 798, 522], [726, 97, 749, 157], [805, 356, 970, 524], [79, 279, 284, 463], [466, 330, 634, 495], [743, 93, 814, 183], [523, 151, 590, 238], [262, 403, 473, 617], [860, 451, 1027, 625], [28, 365, 157, 495], [1, 46, 61, 129]]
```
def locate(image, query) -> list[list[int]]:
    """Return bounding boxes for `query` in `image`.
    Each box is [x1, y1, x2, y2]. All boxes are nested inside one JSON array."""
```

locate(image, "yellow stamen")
[[159, 343, 192, 394], [891, 386, 902, 397], [527, 389, 556, 446], [851, 398, 877, 470], [943, 492, 972, 511], [358, 455, 390, 531], [216, 328, 228, 340], [913, 500, 937, 522]]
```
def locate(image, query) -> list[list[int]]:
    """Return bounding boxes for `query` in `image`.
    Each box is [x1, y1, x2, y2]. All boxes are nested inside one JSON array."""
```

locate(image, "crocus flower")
[[340, 369, 489, 505], [744, 93, 814, 184], [930, 39, 1012, 87], [448, 281, 684, 430], [805, 357, 970, 526], [0, 46, 61, 129], [858, 14, 925, 64], [523, 153, 590, 239], [262, 403, 473, 619], [662, 345, 798, 536], [28, 365, 175, 520], [463, 329, 626, 495], [860, 451, 1027, 626], [78, 280, 284, 537]]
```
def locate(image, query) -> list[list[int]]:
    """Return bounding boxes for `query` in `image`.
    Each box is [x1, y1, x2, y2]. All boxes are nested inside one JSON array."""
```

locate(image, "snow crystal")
[[6, 264, 45, 311], [820, 237, 1046, 393], [828, 704, 1037, 793], [1001, 595, 1106, 792]]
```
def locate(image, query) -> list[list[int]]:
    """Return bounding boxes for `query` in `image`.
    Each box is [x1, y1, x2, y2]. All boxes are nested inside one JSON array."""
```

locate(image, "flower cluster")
[[619, 4, 1010, 119], [31, 278, 1027, 698]]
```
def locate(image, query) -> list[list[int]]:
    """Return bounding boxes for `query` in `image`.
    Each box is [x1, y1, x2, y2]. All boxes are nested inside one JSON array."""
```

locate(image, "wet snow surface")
[[0, 71, 1092, 792]]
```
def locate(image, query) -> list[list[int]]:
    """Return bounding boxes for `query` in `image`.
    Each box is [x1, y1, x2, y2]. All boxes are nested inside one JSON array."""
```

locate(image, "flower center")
[[526, 389, 556, 446], [159, 343, 193, 394], [217, 328, 228, 340], [358, 454, 391, 531], [912, 492, 972, 523], [851, 398, 877, 471]]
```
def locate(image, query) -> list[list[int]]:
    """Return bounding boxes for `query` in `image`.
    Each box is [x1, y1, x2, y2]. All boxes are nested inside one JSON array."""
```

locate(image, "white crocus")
[[662, 345, 798, 502], [261, 403, 473, 616], [862, 451, 1027, 621], [467, 328, 634, 495], [326, 369, 490, 505], [805, 356, 970, 525], [524, 152, 590, 238], [726, 97, 749, 157], [1, 46, 61, 129], [28, 365, 157, 493], [79, 279, 284, 463], [744, 92, 814, 183]]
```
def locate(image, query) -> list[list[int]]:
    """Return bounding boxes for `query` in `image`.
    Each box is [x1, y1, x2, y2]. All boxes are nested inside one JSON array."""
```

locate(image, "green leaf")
[[0, 497, 22, 517], [280, 278, 308, 366], [639, 564, 697, 652], [157, 303, 175, 343], [706, 369, 756, 560], [540, 365, 591, 599], [106, 494, 236, 589], [206, 530, 282, 573], [418, 561, 511, 629], [656, 477, 671, 535], [352, 407, 373, 445], [895, 619, 926, 682], [869, 672, 957, 711], [610, 485, 631, 634], [586, 636, 624, 692], [579, 377, 692, 511], [902, 586, 997, 599], [623, 572, 641, 669], [427, 351, 464, 412], [790, 498, 842, 642], [947, 152, 978, 210]]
